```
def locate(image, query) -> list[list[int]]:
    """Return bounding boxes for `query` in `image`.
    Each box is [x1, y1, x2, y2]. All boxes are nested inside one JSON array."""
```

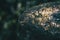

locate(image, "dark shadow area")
[[0, 0, 60, 40]]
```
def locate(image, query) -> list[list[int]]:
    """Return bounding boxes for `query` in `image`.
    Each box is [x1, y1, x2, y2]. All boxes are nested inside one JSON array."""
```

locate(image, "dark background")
[[0, 0, 60, 40]]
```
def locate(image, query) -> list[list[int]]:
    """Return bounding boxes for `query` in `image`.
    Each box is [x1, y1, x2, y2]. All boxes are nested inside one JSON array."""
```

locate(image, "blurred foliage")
[[0, 0, 60, 40]]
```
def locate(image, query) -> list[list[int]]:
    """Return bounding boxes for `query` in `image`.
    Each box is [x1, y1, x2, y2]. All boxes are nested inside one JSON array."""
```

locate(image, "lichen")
[[19, 2, 60, 34]]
